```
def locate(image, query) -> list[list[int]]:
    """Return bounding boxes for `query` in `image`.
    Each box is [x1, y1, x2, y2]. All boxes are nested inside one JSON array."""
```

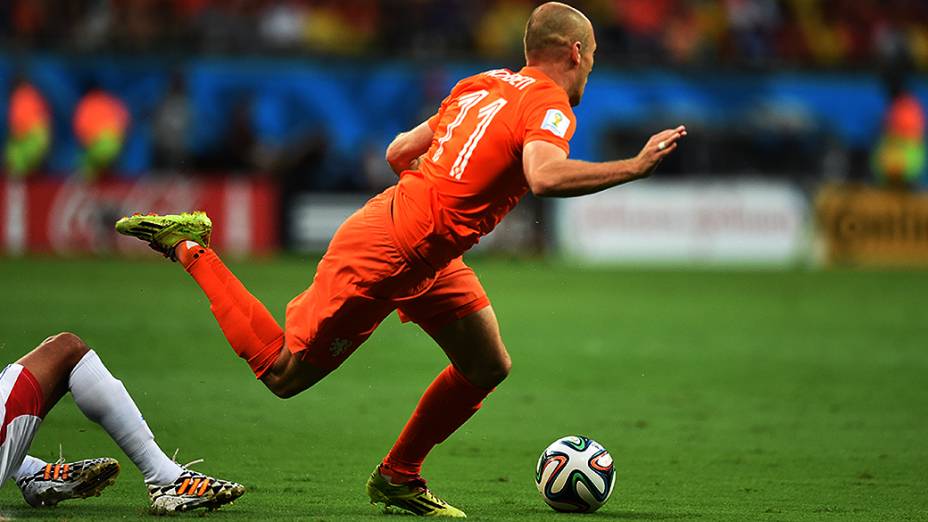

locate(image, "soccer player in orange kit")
[[116, 2, 686, 517]]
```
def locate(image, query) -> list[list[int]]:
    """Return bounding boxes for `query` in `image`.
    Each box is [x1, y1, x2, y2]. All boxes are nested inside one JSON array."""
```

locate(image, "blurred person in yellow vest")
[[872, 67, 925, 189], [4, 78, 51, 178], [73, 86, 129, 180]]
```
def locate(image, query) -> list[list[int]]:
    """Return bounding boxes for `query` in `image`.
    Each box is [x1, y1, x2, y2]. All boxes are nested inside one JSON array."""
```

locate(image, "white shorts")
[[0, 364, 44, 485]]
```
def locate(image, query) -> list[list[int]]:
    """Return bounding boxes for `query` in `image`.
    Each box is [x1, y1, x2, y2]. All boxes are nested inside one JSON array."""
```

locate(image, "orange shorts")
[[284, 187, 490, 370]]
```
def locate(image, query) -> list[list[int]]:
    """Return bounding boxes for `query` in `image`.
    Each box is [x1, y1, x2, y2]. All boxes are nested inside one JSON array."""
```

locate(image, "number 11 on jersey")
[[432, 90, 508, 180]]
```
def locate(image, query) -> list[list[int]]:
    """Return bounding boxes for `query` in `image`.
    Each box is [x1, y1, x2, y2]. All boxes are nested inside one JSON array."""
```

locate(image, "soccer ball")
[[535, 435, 616, 513]]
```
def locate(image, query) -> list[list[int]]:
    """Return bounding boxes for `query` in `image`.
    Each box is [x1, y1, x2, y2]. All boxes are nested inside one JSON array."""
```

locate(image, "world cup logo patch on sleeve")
[[541, 109, 570, 138]]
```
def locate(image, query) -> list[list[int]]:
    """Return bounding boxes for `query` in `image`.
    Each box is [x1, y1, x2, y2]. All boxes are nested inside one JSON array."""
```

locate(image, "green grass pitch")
[[0, 256, 925, 520]]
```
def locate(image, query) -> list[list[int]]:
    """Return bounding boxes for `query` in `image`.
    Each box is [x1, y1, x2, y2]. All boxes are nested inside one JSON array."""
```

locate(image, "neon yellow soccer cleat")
[[115, 211, 212, 260], [366, 467, 466, 518]]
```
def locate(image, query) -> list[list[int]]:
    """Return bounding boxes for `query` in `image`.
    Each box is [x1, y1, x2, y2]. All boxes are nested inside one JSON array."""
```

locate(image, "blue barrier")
[[1, 55, 925, 176]]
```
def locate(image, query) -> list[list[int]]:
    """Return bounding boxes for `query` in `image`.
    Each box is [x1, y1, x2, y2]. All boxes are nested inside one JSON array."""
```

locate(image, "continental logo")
[[816, 185, 928, 265], [831, 208, 928, 241]]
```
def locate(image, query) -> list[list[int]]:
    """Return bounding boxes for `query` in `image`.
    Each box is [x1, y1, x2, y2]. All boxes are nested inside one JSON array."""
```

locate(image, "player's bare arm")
[[385, 120, 434, 175], [523, 125, 687, 197]]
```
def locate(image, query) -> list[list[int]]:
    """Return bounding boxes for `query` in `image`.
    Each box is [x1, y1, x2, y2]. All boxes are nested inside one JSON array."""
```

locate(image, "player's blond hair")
[[523, 2, 592, 64]]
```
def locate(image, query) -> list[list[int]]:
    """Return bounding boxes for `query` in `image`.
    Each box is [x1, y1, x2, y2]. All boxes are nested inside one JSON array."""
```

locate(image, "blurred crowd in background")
[[1, 0, 927, 190], [4, 0, 928, 70]]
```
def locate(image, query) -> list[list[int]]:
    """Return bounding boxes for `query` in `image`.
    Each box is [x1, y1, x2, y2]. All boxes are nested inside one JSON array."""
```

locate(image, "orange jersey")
[[9, 84, 50, 137], [393, 66, 576, 269], [73, 91, 130, 146], [887, 94, 925, 140]]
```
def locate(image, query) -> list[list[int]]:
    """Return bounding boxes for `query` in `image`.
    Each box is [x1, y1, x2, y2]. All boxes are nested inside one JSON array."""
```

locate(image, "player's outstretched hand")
[[636, 125, 687, 178]]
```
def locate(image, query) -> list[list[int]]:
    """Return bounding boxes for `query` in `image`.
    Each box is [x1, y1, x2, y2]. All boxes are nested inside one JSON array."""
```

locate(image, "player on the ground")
[[115, 2, 685, 517], [0, 332, 245, 513]]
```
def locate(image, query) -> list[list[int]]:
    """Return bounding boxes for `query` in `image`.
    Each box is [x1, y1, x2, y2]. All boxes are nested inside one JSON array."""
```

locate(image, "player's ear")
[[570, 41, 582, 67]]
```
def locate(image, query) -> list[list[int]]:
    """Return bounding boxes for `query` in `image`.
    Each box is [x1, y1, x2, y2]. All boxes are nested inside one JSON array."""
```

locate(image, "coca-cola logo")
[[48, 178, 201, 255]]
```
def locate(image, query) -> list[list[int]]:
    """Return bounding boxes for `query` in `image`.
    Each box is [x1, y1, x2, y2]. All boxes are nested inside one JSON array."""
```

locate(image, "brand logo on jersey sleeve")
[[541, 109, 570, 138]]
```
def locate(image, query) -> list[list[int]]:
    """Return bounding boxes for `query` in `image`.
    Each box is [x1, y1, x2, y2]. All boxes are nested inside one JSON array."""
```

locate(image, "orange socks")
[[174, 240, 203, 267], [174, 242, 490, 477], [381, 365, 492, 482], [175, 241, 283, 378]]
